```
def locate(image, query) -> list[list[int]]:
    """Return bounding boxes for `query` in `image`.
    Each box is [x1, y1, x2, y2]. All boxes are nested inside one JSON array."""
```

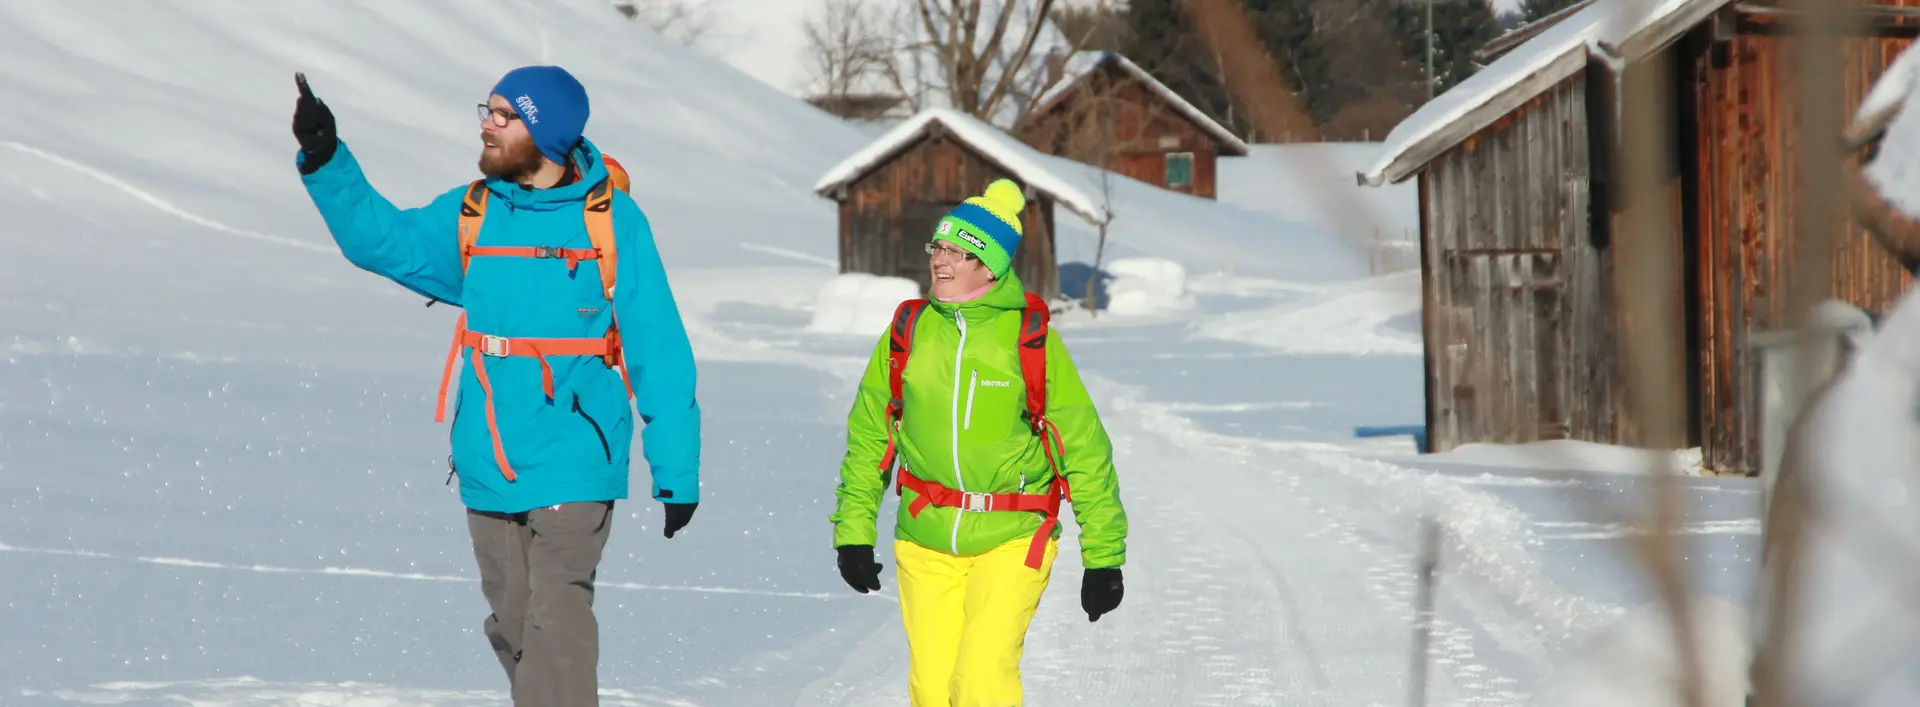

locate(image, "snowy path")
[[2, 265, 1759, 706]]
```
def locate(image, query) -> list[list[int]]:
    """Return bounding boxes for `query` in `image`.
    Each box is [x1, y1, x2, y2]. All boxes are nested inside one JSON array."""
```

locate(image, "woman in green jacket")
[[830, 179, 1129, 707]]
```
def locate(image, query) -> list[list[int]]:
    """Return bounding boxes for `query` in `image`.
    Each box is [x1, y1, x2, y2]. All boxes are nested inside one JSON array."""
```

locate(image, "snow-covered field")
[[2, 1, 1760, 705]]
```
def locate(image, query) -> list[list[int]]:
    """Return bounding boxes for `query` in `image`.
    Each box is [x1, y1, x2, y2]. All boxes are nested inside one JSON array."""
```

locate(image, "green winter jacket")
[[830, 273, 1128, 569]]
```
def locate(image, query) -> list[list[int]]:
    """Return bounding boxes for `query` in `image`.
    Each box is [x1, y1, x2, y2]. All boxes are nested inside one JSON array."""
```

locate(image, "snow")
[[1100, 258, 1193, 316], [1194, 270, 1424, 355], [1425, 440, 1709, 476], [1862, 42, 1920, 218], [1221, 142, 1420, 241], [804, 273, 922, 336], [1524, 595, 1751, 707], [813, 107, 1113, 225], [2, 0, 1768, 704], [1360, 0, 1701, 186], [1857, 40, 1920, 125], [1029, 51, 1251, 155], [1771, 282, 1920, 706]]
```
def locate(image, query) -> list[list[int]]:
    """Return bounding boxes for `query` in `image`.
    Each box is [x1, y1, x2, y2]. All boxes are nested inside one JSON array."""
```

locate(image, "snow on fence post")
[[1407, 515, 1440, 707]]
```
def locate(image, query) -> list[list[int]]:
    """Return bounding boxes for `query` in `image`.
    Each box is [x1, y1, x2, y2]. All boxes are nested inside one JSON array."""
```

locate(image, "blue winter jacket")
[[299, 138, 701, 513]]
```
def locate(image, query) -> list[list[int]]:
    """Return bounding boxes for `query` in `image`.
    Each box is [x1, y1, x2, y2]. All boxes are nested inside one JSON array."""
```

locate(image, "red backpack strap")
[[879, 298, 930, 474], [1018, 292, 1050, 422], [1019, 292, 1071, 569]]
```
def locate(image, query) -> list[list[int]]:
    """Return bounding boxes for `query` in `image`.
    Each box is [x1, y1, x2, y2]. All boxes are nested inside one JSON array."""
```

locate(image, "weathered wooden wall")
[[1422, 72, 1607, 452], [1018, 66, 1222, 199], [1691, 29, 1916, 475], [837, 128, 1059, 299]]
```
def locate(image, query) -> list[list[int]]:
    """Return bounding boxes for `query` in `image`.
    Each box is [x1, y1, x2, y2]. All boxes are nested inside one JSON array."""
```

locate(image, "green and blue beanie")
[[932, 179, 1026, 279]]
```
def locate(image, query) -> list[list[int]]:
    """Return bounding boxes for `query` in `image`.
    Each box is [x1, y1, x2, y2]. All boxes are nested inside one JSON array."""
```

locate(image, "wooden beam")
[[1737, 1, 1920, 21], [1735, 15, 1920, 37]]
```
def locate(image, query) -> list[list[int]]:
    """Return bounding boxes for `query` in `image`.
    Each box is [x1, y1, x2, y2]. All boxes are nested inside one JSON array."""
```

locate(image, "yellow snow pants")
[[894, 535, 1059, 707]]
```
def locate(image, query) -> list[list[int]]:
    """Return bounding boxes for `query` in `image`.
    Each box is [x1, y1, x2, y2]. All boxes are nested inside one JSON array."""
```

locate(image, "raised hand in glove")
[[1082, 567, 1124, 622], [292, 72, 337, 174], [662, 502, 697, 538], [836, 544, 883, 594]]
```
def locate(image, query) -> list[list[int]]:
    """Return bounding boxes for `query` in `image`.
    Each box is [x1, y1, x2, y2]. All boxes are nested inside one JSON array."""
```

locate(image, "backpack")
[[429, 156, 635, 482], [877, 292, 1072, 570]]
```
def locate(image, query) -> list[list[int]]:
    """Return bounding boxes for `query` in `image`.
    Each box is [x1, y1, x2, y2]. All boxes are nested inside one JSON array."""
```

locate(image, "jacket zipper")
[[573, 396, 612, 463], [963, 370, 979, 431], [949, 310, 969, 555]]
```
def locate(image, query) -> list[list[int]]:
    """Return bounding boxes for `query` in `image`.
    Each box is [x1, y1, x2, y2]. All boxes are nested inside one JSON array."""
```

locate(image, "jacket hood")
[[482, 137, 611, 211]]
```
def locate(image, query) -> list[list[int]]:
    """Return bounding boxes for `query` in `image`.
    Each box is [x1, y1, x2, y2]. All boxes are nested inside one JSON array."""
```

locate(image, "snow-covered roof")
[[1359, 0, 1720, 186], [813, 107, 1114, 225], [1027, 51, 1251, 156]]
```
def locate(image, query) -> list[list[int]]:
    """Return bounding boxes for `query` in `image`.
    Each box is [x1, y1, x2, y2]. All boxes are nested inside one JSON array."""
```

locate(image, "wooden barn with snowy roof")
[[814, 108, 1114, 301], [1358, 0, 1920, 475], [1017, 51, 1250, 200]]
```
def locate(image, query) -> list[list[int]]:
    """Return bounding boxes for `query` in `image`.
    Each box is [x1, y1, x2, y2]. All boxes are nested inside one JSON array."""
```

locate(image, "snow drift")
[[806, 273, 920, 336], [1101, 257, 1193, 316]]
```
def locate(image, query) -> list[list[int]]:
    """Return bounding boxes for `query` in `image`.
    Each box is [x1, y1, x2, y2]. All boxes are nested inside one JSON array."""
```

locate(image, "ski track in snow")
[[800, 359, 1613, 706], [0, 140, 334, 254], [21, 677, 700, 707], [736, 242, 838, 267], [0, 540, 871, 601]]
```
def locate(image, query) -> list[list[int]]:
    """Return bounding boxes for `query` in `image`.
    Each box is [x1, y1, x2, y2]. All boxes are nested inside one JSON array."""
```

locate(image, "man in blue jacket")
[[290, 66, 701, 707]]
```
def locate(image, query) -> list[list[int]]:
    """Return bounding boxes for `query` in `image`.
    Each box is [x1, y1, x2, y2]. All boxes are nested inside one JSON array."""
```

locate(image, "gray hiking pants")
[[467, 501, 615, 707]]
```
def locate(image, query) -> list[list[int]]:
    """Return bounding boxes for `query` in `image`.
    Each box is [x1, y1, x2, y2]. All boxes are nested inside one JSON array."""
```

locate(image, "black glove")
[[662, 502, 696, 538], [1082, 567, 1123, 622], [292, 72, 337, 174], [836, 544, 883, 594]]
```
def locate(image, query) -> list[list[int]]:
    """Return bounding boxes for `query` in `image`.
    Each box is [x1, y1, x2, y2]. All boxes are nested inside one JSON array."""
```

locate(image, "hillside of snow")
[[3, 1, 1759, 705]]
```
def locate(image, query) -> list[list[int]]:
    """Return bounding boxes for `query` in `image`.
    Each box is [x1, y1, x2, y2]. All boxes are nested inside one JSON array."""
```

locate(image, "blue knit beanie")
[[490, 65, 590, 165]]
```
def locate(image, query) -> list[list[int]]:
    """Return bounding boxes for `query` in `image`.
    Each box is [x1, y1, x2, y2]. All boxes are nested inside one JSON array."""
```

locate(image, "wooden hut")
[[1016, 51, 1250, 200], [814, 108, 1113, 301], [1358, 0, 1920, 475]]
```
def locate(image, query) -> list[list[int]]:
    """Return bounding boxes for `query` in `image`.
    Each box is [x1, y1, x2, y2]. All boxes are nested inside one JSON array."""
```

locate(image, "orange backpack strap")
[[458, 180, 488, 274], [879, 298, 931, 474], [582, 178, 633, 400]]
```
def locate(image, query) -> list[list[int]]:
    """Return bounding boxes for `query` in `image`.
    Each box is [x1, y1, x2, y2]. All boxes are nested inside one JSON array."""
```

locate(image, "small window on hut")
[[1166, 152, 1193, 188]]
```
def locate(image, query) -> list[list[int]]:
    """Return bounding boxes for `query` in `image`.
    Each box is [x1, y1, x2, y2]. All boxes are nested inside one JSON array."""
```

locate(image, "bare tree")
[[801, 0, 901, 119], [616, 0, 718, 50], [872, 0, 1066, 125]]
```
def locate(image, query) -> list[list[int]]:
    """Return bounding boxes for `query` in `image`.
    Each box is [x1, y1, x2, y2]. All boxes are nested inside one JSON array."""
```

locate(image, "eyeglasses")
[[925, 242, 977, 261], [477, 103, 520, 128]]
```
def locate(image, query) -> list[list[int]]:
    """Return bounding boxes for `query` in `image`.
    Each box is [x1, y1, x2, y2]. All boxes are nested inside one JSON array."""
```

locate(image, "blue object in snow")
[[1354, 424, 1428, 452]]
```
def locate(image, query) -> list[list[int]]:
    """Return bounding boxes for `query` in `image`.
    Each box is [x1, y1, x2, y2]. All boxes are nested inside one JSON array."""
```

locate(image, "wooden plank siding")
[[1422, 73, 1603, 452], [1690, 28, 1917, 475], [1408, 1, 1920, 474], [1018, 65, 1224, 199], [838, 128, 1060, 300]]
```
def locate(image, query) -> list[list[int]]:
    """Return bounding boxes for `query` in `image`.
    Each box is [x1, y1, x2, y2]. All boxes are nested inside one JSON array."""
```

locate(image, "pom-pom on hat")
[[931, 179, 1026, 279]]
